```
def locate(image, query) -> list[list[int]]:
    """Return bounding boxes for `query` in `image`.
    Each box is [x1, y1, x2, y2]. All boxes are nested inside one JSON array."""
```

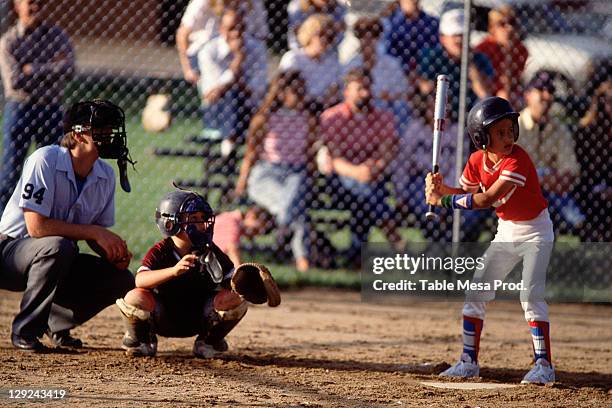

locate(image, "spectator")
[[318, 68, 404, 263], [176, 0, 268, 85], [234, 71, 317, 272], [0, 0, 75, 214], [0, 100, 135, 352], [574, 81, 611, 241], [417, 8, 494, 123], [390, 94, 489, 241], [213, 206, 275, 267], [344, 16, 410, 134], [279, 13, 342, 112], [475, 5, 528, 107], [518, 71, 585, 233], [287, 0, 346, 51], [382, 0, 439, 75], [197, 8, 268, 149]]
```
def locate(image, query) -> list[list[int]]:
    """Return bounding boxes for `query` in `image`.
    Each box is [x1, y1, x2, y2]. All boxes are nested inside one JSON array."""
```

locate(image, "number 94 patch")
[[22, 183, 46, 205]]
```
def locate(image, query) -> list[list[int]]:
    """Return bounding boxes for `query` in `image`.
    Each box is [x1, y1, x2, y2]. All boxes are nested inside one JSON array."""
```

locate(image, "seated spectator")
[[279, 14, 342, 112], [344, 16, 410, 134], [197, 8, 268, 148], [176, 0, 268, 84], [287, 0, 346, 51], [214, 206, 275, 265], [574, 81, 611, 241], [390, 94, 489, 241], [318, 68, 404, 263], [518, 71, 585, 233], [234, 71, 317, 272], [475, 5, 528, 107], [382, 0, 439, 75], [417, 8, 494, 123]]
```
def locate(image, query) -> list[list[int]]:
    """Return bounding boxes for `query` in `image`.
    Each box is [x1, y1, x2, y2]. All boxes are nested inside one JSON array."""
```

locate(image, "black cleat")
[[11, 333, 48, 353], [46, 329, 83, 349]]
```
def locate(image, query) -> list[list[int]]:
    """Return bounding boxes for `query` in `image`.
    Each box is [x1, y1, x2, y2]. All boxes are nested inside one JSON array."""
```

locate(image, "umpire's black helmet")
[[63, 99, 125, 134], [155, 191, 215, 245], [63, 99, 134, 192], [467, 97, 519, 150]]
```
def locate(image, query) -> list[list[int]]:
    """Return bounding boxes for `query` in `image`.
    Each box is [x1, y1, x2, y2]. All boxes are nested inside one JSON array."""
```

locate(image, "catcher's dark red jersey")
[[460, 144, 548, 221], [138, 238, 234, 305]]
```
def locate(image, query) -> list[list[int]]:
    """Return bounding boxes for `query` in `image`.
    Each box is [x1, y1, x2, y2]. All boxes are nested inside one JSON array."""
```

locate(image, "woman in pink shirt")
[[234, 71, 317, 271]]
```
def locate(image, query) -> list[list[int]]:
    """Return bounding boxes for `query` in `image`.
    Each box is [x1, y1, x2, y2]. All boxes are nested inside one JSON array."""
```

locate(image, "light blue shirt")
[[0, 145, 116, 239]]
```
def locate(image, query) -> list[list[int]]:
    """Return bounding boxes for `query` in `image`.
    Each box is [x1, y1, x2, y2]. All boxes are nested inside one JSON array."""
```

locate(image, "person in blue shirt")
[[382, 0, 439, 75], [0, 100, 135, 352]]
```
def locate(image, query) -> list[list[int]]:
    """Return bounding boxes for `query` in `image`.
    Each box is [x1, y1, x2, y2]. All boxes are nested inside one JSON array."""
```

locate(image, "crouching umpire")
[[0, 99, 136, 352]]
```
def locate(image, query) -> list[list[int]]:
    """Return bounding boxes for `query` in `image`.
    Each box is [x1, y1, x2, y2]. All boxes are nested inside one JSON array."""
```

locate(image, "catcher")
[[115, 190, 280, 357]]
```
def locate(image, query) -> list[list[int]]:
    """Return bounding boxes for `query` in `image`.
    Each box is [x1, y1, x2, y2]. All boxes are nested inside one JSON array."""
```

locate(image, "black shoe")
[[11, 333, 47, 352], [208, 338, 229, 352], [46, 329, 83, 348]]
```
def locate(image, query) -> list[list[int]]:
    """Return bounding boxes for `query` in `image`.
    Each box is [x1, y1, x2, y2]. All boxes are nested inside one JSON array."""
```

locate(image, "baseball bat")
[[425, 75, 450, 221]]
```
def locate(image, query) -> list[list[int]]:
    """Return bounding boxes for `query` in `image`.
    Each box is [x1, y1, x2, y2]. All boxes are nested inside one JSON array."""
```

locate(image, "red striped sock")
[[463, 316, 483, 363], [528, 321, 552, 363]]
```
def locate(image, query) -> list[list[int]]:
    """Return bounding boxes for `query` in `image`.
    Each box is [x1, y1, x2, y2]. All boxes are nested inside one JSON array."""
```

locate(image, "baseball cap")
[[439, 8, 464, 36], [526, 71, 556, 93]]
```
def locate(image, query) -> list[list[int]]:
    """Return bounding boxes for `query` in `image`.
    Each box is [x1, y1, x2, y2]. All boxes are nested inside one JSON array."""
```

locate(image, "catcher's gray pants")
[[0, 236, 134, 338], [463, 209, 554, 322]]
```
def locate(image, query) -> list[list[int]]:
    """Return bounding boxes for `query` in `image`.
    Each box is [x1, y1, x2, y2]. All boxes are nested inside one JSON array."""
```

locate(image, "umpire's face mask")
[[90, 103, 135, 193], [90, 127, 134, 193], [91, 127, 128, 159]]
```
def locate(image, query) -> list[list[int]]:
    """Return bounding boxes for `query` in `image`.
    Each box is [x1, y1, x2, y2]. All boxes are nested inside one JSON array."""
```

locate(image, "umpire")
[[0, 100, 135, 352], [0, 0, 75, 213]]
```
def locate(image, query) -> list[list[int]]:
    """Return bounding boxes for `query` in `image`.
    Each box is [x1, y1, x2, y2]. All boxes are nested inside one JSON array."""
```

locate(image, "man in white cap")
[[417, 8, 494, 123]]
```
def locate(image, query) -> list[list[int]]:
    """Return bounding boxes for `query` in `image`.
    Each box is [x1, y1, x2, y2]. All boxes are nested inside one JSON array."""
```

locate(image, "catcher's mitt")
[[231, 263, 281, 307]]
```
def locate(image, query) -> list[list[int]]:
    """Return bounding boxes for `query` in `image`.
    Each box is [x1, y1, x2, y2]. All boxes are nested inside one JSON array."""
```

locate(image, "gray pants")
[[0, 236, 135, 337]]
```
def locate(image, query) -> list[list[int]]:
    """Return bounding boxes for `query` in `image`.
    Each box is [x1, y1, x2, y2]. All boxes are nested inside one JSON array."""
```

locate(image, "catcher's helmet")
[[155, 191, 215, 247], [63, 99, 135, 192], [467, 97, 519, 150]]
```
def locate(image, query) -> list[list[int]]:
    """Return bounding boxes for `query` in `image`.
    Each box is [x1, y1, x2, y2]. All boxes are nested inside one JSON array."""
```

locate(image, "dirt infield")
[[1, 289, 611, 407]]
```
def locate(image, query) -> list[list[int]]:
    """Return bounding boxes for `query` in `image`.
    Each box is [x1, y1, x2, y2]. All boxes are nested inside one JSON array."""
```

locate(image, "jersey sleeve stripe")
[[499, 175, 526, 186], [136, 266, 151, 273], [501, 170, 527, 181], [460, 175, 479, 186]]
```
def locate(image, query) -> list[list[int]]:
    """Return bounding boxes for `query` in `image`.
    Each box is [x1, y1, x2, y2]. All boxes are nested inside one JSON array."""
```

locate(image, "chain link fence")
[[0, 0, 610, 273]]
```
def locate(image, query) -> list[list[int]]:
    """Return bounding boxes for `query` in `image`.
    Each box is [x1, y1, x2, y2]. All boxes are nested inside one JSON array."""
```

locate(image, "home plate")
[[420, 381, 518, 390]]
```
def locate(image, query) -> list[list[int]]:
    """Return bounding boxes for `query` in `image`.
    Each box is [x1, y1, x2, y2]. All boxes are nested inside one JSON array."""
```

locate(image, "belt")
[[0, 234, 14, 251]]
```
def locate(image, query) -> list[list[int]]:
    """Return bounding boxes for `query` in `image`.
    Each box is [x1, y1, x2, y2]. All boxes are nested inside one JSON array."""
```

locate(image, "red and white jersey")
[[460, 145, 548, 221]]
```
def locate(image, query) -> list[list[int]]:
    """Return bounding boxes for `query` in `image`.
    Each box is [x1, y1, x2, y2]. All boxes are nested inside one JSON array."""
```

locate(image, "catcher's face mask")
[[183, 209, 220, 283], [179, 197, 215, 248], [66, 100, 136, 192]]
